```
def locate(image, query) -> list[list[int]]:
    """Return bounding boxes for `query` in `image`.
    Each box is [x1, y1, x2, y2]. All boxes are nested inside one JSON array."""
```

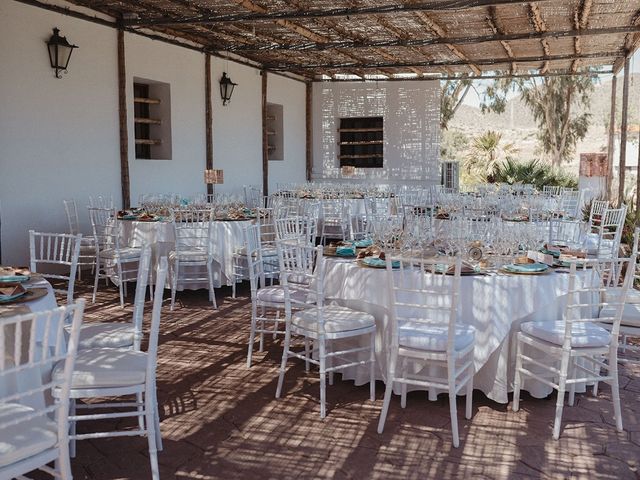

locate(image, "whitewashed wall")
[[267, 74, 307, 192], [0, 1, 307, 264], [0, 1, 120, 264], [312, 81, 441, 185]]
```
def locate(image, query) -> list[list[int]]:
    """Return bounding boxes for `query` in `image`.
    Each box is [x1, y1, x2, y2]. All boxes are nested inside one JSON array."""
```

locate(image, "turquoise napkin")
[[336, 245, 356, 257], [354, 238, 373, 248], [362, 257, 400, 268]]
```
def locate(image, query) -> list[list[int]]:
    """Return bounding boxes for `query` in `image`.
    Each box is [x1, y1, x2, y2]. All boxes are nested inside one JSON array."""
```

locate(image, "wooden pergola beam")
[[571, 0, 593, 72], [413, 11, 481, 75], [265, 50, 623, 71], [124, 0, 549, 27], [528, 2, 551, 74], [487, 6, 516, 74]]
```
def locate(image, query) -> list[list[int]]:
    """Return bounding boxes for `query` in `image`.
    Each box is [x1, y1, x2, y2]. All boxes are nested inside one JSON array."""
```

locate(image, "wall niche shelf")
[[133, 79, 172, 160], [266, 103, 284, 161], [338, 117, 383, 168]]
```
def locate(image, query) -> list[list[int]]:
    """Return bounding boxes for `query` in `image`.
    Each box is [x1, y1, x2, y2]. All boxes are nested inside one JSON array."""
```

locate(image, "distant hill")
[[446, 74, 640, 168]]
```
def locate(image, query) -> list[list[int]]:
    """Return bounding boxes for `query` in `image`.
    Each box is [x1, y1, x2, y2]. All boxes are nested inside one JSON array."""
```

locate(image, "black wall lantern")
[[219, 72, 237, 106], [47, 28, 78, 78]]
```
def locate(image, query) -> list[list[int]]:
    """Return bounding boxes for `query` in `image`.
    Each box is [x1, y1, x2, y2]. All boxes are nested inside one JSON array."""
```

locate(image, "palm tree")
[[463, 130, 518, 183]]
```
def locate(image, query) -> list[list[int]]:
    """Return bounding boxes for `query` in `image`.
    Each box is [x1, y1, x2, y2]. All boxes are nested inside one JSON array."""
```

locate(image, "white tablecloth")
[[0, 278, 58, 410], [322, 257, 589, 403], [120, 219, 253, 288]]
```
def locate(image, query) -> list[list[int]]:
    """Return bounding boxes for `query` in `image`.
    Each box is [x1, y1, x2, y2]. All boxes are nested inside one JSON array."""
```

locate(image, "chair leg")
[[465, 363, 473, 420], [400, 357, 408, 409], [57, 428, 73, 480], [592, 355, 602, 397], [448, 373, 460, 448], [553, 352, 570, 440], [207, 262, 217, 309], [170, 262, 178, 311], [69, 399, 77, 458], [144, 390, 160, 480], [92, 260, 101, 304], [304, 336, 311, 372], [369, 331, 376, 401], [377, 351, 398, 434], [273, 310, 280, 340], [259, 319, 265, 352], [512, 336, 524, 412], [319, 339, 327, 419], [247, 305, 258, 368], [153, 382, 163, 451], [136, 392, 145, 431], [609, 351, 624, 432], [275, 327, 291, 398], [568, 358, 577, 407], [117, 261, 125, 308]]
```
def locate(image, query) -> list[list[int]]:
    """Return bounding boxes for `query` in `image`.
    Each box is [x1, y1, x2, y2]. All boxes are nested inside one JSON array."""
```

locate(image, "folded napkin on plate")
[[336, 245, 356, 256], [354, 238, 373, 248], [362, 257, 400, 268], [0, 283, 26, 299], [446, 261, 477, 274], [504, 262, 549, 273]]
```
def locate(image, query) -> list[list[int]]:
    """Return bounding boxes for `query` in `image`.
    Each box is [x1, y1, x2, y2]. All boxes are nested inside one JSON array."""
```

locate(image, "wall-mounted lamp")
[[46, 28, 78, 78], [219, 72, 237, 106]]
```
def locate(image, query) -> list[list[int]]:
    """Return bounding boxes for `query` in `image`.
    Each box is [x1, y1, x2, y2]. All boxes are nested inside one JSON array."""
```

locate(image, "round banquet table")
[[321, 257, 591, 404], [119, 219, 253, 288], [0, 277, 59, 411]]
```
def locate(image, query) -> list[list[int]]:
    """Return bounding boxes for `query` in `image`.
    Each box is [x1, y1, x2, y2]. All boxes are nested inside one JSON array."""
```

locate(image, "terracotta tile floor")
[[60, 280, 640, 479]]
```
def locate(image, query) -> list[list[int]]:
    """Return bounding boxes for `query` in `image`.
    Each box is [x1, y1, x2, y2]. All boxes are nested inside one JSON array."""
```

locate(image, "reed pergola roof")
[[42, 0, 640, 79]]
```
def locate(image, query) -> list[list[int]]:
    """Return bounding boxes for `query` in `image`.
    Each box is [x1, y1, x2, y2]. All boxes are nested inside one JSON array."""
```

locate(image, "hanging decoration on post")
[[46, 28, 78, 78], [341, 165, 356, 177], [219, 72, 237, 106], [204, 169, 224, 184]]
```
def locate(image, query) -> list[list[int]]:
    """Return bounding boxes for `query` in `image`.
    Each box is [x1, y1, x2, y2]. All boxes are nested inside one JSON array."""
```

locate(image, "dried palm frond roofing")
[[52, 0, 640, 79]]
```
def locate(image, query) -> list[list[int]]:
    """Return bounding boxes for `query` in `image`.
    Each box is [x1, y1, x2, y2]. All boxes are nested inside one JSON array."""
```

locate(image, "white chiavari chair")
[[89, 207, 142, 307], [591, 205, 627, 258], [63, 198, 97, 280], [275, 240, 376, 418], [75, 244, 152, 350], [274, 216, 316, 243], [513, 256, 635, 439], [88, 194, 114, 209], [169, 207, 217, 310], [52, 260, 167, 480], [320, 198, 351, 244], [29, 231, 82, 305], [377, 255, 475, 447], [0, 301, 85, 480]]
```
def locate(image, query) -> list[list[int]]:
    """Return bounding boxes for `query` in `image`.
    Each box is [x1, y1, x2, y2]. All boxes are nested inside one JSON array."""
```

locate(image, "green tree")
[[463, 130, 518, 183], [480, 73, 595, 167], [440, 75, 472, 130]]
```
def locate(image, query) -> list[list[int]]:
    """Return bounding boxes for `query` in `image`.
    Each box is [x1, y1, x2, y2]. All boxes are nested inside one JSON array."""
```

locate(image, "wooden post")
[[261, 71, 269, 196], [117, 28, 131, 209], [606, 75, 617, 201], [618, 56, 630, 206], [306, 82, 313, 181], [205, 54, 214, 196]]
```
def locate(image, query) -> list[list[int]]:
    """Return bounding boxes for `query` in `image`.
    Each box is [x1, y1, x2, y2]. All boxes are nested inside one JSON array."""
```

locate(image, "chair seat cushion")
[[76, 323, 134, 350], [99, 247, 141, 259], [235, 246, 278, 257], [0, 403, 57, 467], [53, 348, 147, 389], [256, 285, 309, 304], [603, 287, 640, 305], [600, 303, 640, 327], [292, 305, 375, 333], [169, 250, 209, 262], [398, 323, 475, 352], [521, 321, 611, 348]]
